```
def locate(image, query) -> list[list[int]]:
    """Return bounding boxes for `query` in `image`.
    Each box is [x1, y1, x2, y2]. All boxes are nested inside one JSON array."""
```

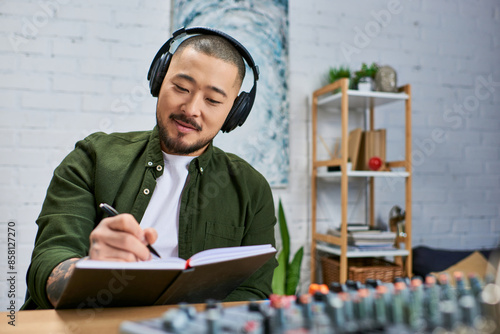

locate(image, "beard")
[[157, 112, 216, 155]]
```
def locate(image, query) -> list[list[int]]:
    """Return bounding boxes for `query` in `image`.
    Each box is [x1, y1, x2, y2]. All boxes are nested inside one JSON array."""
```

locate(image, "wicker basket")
[[321, 256, 403, 284]]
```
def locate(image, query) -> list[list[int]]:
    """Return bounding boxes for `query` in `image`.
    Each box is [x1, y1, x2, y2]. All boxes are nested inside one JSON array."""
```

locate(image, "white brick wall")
[[284, 0, 500, 292], [0, 0, 499, 310], [0, 0, 168, 310]]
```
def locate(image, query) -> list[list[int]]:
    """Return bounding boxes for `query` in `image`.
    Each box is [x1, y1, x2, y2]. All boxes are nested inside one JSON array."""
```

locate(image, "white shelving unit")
[[310, 78, 412, 284]]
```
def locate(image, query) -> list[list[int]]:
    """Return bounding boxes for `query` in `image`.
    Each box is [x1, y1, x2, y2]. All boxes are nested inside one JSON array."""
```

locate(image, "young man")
[[22, 28, 277, 309]]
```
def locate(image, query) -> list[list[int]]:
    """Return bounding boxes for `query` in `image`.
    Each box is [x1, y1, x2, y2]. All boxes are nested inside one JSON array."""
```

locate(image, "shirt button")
[[147, 161, 153, 166], [200, 167, 204, 173], [156, 165, 163, 171], [143, 188, 150, 195]]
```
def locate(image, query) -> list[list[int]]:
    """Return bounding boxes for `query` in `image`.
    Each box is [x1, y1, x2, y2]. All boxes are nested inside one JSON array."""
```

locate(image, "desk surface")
[[1, 302, 247, 334]]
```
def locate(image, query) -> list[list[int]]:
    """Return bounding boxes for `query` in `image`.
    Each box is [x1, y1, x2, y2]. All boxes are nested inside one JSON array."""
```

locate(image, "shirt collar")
[[147, 126, 214, 175], [191, 142, 214, 174], [145, 126, 164, 168]]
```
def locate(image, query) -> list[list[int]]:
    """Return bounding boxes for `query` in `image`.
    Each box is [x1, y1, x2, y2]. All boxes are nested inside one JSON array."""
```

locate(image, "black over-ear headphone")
[[147, 27, 259, 133]]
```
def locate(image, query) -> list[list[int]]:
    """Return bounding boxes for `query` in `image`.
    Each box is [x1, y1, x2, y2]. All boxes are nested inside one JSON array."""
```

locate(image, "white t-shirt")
[[140, 152, 195, 258]]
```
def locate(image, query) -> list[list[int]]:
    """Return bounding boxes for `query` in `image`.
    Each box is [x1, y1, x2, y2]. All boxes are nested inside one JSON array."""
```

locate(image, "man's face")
[[156, 46, 241, 156]]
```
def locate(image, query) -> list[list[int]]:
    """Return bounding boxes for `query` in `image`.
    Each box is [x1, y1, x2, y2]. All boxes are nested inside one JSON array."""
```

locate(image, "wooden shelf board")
[[314, 232, 341, 245], [317, 89, 409, 110], [317, 170, 410, 178], [313, 159, 343, 168], [316, 243, 410, 258]]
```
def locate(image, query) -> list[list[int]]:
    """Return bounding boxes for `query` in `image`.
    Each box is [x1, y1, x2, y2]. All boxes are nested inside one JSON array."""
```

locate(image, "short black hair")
[[175, 34, 246, 86]]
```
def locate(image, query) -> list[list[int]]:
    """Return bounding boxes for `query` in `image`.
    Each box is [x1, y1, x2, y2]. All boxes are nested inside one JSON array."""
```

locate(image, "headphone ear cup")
[[149, 52, 172, 97], [221, 92, 251, 133]]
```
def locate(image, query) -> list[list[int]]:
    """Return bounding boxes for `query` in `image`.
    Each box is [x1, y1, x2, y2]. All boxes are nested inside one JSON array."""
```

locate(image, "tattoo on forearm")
[[46, 258, 79, 307]]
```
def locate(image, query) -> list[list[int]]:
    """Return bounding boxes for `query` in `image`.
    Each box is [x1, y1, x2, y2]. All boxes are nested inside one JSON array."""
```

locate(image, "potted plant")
[[353, 62, 379, 91], [271, 199, 304, 296], [328, 65, 352, 91]]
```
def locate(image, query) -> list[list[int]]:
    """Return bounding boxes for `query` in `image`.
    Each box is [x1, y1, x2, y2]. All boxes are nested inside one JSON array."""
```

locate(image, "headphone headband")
[[147, 27, 259, 84]]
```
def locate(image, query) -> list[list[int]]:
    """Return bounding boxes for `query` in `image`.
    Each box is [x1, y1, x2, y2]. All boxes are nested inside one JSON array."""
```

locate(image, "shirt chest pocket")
[[204, 221, 245, 249]]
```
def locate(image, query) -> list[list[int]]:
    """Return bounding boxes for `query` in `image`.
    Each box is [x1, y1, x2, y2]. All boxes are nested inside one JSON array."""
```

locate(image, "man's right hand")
[[89, 213, 158, 262], [46, 214, 158, 307]]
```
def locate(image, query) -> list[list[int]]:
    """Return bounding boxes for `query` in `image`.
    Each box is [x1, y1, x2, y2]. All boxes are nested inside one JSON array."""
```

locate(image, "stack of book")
[[328, 224, 397, 250]]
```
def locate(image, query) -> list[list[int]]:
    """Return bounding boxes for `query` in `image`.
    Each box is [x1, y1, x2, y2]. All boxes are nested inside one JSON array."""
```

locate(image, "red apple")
[[368, 156, 382, 171]]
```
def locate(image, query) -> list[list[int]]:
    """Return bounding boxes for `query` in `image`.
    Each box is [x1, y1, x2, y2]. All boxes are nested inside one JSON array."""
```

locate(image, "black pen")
[[99, 203, 161, 258]]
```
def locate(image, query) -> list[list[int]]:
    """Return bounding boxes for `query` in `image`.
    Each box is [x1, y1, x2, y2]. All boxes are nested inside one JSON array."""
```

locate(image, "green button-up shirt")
[[23, 127, 277, 309]]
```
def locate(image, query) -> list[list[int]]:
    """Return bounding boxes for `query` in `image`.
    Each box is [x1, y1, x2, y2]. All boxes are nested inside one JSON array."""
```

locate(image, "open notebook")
[[56, 244, 276, 309]]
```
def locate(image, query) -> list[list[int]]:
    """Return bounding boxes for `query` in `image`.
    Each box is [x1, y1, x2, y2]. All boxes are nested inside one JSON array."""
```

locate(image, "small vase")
[[357, 77, 373, 91]]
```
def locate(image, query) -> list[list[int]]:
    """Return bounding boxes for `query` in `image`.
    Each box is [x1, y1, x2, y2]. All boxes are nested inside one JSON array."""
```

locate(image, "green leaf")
[[273, 199, 304, 296], [271, 250, 287, 295], [285, 247, 304, 296], [329, 66, 351, 83], [278, 199, 290, 264]]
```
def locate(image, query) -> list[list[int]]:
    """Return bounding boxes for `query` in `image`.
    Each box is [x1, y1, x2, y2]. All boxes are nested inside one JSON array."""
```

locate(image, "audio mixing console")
[[120, 273, 500, 334]]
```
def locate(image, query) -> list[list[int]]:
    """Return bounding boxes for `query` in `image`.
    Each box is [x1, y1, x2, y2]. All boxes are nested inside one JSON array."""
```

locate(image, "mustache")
[[169, 114, 202, 131]]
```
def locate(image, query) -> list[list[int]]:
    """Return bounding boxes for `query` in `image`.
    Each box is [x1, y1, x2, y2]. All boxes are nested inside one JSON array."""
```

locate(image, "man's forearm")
[[46, 258, 80, 307]]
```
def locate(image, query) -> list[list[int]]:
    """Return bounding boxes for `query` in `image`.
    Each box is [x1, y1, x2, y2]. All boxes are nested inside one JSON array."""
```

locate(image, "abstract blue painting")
[[173, 0, 289, 187]]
